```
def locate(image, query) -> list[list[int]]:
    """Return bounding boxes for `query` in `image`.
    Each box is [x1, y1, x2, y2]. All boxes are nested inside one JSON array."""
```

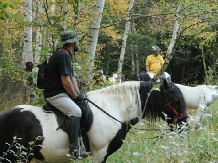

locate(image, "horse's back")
[[0, 105, 44, 162], [175, 84, 218, 109]]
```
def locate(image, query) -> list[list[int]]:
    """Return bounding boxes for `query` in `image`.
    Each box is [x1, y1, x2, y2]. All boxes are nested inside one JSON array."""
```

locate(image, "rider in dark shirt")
[[44, 30, 89, 159]]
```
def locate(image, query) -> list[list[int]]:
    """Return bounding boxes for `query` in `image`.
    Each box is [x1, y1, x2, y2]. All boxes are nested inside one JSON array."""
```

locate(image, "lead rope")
[[87, 99, 128, 126]]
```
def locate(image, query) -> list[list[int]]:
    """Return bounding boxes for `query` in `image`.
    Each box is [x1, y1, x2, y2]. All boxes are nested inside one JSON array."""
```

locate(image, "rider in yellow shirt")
[[146, 46, 164, 74]]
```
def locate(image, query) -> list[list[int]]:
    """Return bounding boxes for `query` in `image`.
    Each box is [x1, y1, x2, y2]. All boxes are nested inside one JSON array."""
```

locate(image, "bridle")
[[164, 86, 188, 125], [166, 103, 188, 124]]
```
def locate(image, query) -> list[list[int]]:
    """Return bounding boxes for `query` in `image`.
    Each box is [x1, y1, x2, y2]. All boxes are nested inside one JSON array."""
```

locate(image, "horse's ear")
[[162, 78, 168, 89]]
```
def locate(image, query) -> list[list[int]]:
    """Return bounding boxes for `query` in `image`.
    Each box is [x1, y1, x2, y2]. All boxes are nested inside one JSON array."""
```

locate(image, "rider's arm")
[[146, 56, 150, 72], [61, 74, 78, 99], [146, 65, 150, 72], [72, 76, 80, 94]]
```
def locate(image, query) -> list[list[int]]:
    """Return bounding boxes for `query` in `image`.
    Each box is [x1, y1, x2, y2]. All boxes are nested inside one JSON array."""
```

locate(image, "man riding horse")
[[43, 30, 89, 159]]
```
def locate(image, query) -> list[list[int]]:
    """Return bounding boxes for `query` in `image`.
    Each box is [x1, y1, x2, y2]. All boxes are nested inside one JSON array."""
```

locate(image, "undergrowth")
[[105, 100, 218, 163]]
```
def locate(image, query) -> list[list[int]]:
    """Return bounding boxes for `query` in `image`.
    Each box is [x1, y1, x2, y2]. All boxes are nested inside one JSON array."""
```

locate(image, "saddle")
[[42, 100, 93, 152]]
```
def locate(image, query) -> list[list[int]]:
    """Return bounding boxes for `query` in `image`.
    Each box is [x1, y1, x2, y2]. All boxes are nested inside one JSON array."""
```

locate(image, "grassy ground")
[[77, 100, 218, 163]]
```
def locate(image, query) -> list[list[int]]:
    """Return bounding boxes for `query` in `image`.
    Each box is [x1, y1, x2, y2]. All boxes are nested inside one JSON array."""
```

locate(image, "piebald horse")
[[0, 80, 187, 163]]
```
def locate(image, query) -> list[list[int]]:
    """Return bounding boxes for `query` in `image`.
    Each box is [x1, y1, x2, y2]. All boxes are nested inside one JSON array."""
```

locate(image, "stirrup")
[[67, 148, 91, 160]]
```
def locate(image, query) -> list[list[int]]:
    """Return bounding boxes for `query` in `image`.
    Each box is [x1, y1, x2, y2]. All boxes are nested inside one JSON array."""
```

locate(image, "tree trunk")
[[153, 4, 181, 82], [201, 47, 208, 79], [130, 24, 139, 74], [48, 0, 56, 52], [33, 1, 44, 73], [72, 0, 80, 63], [62, 0, 68, 31], [84, 0, 105, 91], [22, 0, 33, 103], [74, 0, 79, 27], [117, 0, 135, 82]]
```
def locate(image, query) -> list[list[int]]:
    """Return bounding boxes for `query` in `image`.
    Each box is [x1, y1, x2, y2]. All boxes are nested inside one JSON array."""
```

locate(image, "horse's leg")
[[91, 148, 108, 163], [195, 103, 206, 122]]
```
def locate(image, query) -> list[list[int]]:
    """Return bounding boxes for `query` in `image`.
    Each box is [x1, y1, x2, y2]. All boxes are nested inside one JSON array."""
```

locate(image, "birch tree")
[[116, 0, 135, 82], [84, 0, 105, 89], [22, 0, 33, 103], [153, 4, 181, 81], [62, 0, 68, 31], [22, 0, 33, 73], [33, 2, 44, 74]]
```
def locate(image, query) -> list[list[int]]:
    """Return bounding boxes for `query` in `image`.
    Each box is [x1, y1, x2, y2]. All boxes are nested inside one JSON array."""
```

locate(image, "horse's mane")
[[87, 81, 141, 114], [161, 82, 187, 114], [141, 82, 186, 122]]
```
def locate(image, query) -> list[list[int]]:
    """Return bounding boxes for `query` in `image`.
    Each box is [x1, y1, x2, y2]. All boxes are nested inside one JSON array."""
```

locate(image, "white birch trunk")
[[33, 2, 44, 73], [22, 0, 33, 104], [153, 4, 181, 81], [22, 0, 33, 69], [85, 0, 105, 84], [131, 25, 139, 73], [62, 0, 68, 31], [74, 1, 80, 27], [48, 0, 56, 51], [117, 0, 135, 82]]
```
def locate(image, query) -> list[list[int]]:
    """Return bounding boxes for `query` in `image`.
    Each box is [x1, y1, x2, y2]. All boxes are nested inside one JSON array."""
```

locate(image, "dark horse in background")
[[131, 72, 171, 83], [0, 79, 187, 163]]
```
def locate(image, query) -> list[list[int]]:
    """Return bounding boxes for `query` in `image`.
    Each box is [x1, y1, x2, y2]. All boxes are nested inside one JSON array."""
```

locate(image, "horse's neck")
[[87, 82, 142, 121]]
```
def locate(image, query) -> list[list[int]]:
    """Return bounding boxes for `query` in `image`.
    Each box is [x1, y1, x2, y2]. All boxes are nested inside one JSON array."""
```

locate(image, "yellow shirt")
[[146, 54, 164, 74]]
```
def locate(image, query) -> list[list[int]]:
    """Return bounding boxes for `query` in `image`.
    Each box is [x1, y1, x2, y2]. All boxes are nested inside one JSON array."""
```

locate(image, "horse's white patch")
[[18, 105, 70, 162], [174, 84, 218, 110]]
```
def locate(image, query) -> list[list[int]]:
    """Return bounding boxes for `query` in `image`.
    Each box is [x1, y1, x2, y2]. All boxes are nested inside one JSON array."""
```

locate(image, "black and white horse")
[[0, 80, 187, 163]]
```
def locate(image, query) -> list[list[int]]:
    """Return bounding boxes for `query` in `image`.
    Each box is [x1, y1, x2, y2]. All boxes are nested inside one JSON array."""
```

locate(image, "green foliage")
[[32, 88, 46, 106], [0, 1, 12, 20], [0, 136, 44, 163], [204, 59, 218, 85]]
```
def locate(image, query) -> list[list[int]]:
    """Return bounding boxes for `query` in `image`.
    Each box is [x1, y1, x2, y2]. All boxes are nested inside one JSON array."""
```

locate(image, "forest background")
[[0, 0, 218, 110]]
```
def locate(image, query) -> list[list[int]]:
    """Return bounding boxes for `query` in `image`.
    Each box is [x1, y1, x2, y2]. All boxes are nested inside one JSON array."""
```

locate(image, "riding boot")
[[67, 116, 90, 159]]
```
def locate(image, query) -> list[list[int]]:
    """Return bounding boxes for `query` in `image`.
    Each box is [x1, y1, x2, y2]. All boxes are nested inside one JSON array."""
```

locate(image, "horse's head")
[[130, 72, 139, 81], [130, 72, 152, 82], [160, 79, 188, 130]]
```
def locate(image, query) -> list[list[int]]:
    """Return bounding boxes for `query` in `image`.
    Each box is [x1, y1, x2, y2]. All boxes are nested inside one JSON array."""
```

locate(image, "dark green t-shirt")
[[43, 49, 74, 98]]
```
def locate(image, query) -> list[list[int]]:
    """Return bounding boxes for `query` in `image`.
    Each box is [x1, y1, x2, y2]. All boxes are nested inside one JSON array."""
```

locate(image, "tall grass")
[[104, 100, 218, 163]]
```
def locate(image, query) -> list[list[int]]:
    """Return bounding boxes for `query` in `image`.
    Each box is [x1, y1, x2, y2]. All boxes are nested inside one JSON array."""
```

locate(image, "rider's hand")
[[74, 93, 88, 102]]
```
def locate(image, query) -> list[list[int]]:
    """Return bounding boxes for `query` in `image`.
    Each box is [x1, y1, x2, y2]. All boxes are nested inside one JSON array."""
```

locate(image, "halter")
[[166, 103, 188, 124]]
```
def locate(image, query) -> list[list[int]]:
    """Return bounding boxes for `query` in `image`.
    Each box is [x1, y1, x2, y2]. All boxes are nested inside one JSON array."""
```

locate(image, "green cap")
[[58, 30, 82, 47]]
